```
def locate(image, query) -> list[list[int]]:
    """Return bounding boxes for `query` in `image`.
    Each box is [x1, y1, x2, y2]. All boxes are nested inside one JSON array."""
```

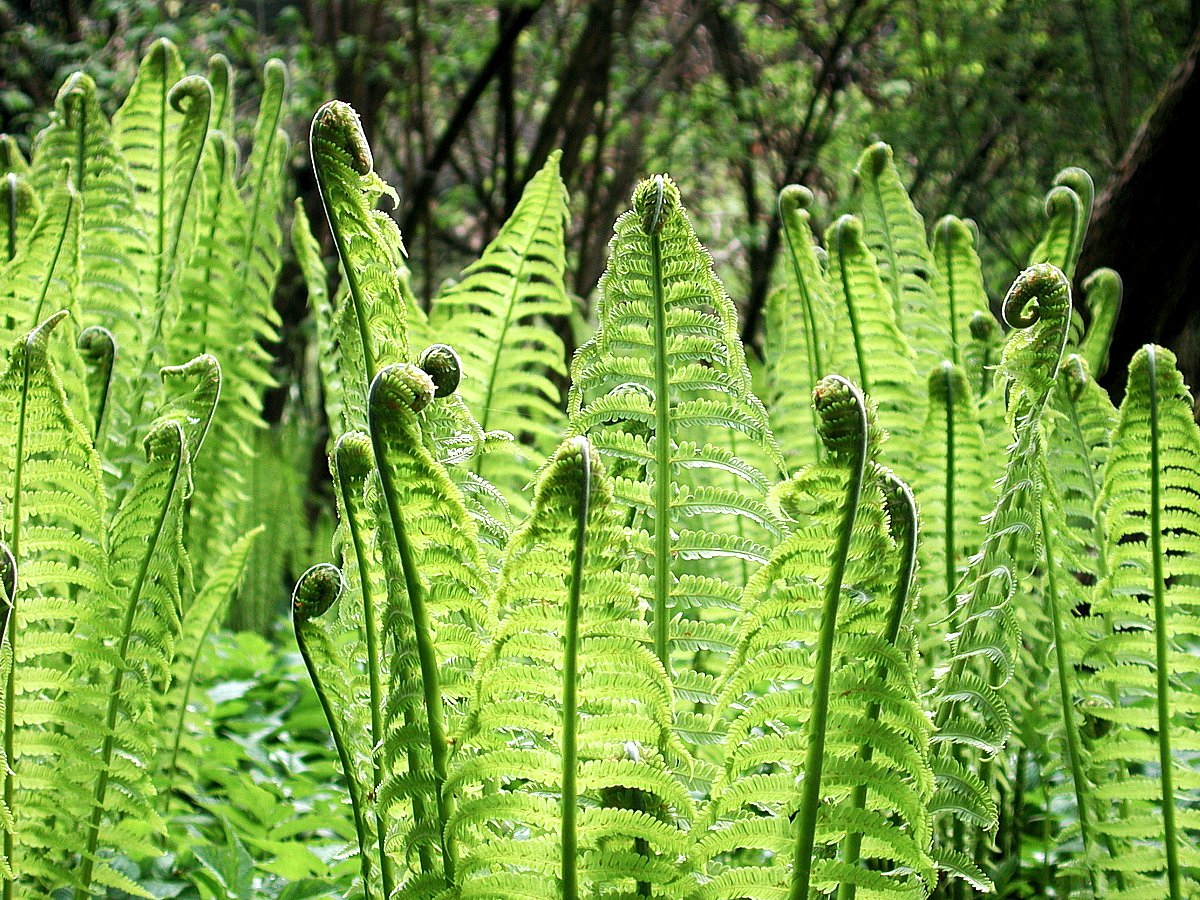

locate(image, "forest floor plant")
[[292, 101, 1199, 899]]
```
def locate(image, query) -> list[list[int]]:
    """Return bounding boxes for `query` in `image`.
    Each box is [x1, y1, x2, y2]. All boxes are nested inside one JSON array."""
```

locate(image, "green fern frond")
[[853, 143, 949, 372], [698, 377, 934, 900], [1079, 268, 1122, 379], [368, 363, 492, 886], [824, 214, 922, 480], [1028, 168, 1093, 283], [567, 174, 781, 681], [767, 184, 837, 470], [311, 101, 415, 426], [431, 151, 570, 508], [930, 215, 996, 378], [29, 72, 144, 353], [927, 263, 1072, 890], [451, 437, 691, 899], [0, 312, 105, 890], [0, 172, 37, 266], [1084, 345, 1200, 899]]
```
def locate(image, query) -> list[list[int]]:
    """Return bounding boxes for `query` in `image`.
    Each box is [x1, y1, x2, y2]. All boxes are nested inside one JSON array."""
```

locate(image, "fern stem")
[[2, 332, 33, 898], [941, 363, 957, 614], [560, 437, 590, 900], [1039, 504, 1102, 896], [336, 451, 401, 892], [937, 222, 961, 366], [27, 183, 76, 327], [76, 424, 185, 898], [648, 182, 672, 676], [4, 173, 16, 262], [368, 383, 457, 886], [835, 472, 917, 900], [790, 378, 869, 900], [1145, 346, 1182, 900], [293, 597, 375, 895], [778, 189, 825, 460]]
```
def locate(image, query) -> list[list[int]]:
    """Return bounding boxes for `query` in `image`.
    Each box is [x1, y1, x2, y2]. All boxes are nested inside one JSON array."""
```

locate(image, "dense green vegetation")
[[0, 19, 1198, 900]]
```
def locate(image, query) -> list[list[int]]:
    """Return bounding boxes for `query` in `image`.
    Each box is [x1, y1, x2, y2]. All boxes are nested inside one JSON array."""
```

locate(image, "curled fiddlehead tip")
[[935, 214, 974, 247], [418, 343, 463, 398], [168, 74, 213, 114], [855, 141, 893, 179], [312, 101, 373, 175], [969, 310, 997, 342], [263, 57, 287, 89], [1082, 266, 1121, 300], [369, 363, 437, 422], [633, 173, 680, 235], [293, 563, 344, 622], [1061, 353, 1090, 398], [832, 212, 864, 250], [334, 431, 374, 479], [927, 360, 970, 404], [542, 435, 597, 497], [1053, 166, 1094, 203], [77, 325, 116, 363], [778, 183, 814, 218], [1042, 183, 1081, 221], [161, 353, 221, 394], [813, 374, 873, 458], [0, 541, 15, 604], [880, 469, 918, 549], [144, 418, 185, 461], [1002, 263, 1070, 329]]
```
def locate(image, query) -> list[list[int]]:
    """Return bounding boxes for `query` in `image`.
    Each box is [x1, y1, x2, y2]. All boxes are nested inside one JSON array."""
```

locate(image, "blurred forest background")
[[2, 0, 1198, 402]]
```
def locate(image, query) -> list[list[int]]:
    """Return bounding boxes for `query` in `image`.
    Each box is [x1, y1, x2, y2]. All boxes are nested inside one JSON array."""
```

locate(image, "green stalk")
[[941, 364, 957, 615], [778, 188, 826, 461], [937, 222, 961, 366], [28, 183, 76, 327], [292, 566, 374, 895], [648, 185, 672, 675], [5, 174, 16, 262], [836, 473, 917, 900], [368, 376, 456, 885], [1039, 504, 1101, 896], [560, 437, 590, 900], [77, 424, 185, 898], [790, 378, 869, 900], [1146, 347, 1182, 900], [335, 440, 401, 891]]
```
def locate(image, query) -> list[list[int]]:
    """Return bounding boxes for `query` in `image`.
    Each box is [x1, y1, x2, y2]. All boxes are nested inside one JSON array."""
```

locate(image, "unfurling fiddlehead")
[[292, 563, 375, 892], [791, 374, 870, 900], [418, 343, 462, 398], [77, 326, 115, 443]]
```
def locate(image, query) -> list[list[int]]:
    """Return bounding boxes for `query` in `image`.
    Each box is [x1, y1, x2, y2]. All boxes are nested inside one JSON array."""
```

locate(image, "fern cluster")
[[290, 98, 1196, 900], [0, 42, 290, 895]]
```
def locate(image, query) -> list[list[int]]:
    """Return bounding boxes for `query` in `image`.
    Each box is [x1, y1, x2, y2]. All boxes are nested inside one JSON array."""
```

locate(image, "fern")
[[1079, 268, 1122, 379], [0, 168, 38, 268], [567, 173, 782, 679], [767, 184, 837, 471], [450, 437, 691, 898], [431, 151, 571, 508], [696, 377, 934, 899], [1083, 345, 1200, 899], [926, 264, 1072, 891]]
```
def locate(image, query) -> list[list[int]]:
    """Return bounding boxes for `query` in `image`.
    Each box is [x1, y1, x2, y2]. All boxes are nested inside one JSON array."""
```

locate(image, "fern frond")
[[29, 71, 144, 354], [1085, 345, 1200, 899], [1079, 268, 1122, 379], [930, 215, 996, 379], [451, 437, 691, 899], [1028, 168, 1093, 283], [431, 151, 570, 508], [368, 363, 492, 886], [852, 143, 949, 370], [0, 172, 37, 267], [311, 101, 415, 426], [927, 263, 1072, 890], [698, 378, 934, 900], [767, 184, 837, 471], [567, 174, 781, 681]]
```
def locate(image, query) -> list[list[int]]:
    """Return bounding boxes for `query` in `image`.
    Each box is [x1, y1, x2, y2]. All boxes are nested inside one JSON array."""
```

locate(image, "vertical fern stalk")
[[790, 375, 870, 900], [835, 471, 918, 900], [367, 364, 457, 884], [292, 564, 375, 894], [559, 436, 590, 900]]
